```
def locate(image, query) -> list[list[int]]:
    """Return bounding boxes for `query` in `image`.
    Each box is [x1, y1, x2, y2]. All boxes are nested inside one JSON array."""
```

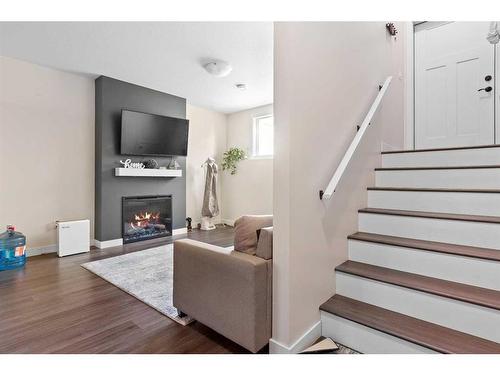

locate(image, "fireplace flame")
[[132, 211, 160, 228]]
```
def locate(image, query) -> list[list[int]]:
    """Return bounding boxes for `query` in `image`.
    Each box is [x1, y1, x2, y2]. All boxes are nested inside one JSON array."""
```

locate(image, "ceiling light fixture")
[[203, 60, 232, 77], [235, 83, 246, 90]]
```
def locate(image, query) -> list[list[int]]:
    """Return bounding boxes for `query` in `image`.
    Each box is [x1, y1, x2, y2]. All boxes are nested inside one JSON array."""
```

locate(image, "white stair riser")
[[336, 273, 500, 342], [359, 212, 500, 250], [375, 169, 500, 189], [368, 190, 500, 216], [320, 311, 437, 354], [382, 148, 500, 168], [349, 240, 500, 290]]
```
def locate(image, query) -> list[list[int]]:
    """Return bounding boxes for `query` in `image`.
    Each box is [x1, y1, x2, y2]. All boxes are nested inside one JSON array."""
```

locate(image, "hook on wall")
[[386, 23, 398, 36]]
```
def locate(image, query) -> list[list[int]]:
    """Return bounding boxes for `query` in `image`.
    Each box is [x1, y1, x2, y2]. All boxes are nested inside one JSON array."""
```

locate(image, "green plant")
[[222, 147, 246, 175]]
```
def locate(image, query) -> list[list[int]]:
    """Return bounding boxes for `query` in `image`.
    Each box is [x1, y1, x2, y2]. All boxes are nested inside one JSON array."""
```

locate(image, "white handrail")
[[320, 76, 392, 200]]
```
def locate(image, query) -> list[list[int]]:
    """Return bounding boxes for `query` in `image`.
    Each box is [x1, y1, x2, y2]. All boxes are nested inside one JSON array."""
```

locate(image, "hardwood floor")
[[0, 226, 260, 354], [336, 261, 500, 310], [320, 295, 500, 354]]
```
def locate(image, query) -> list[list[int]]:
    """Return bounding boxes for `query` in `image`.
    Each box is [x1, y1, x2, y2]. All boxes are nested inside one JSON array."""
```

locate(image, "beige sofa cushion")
[[234, 215, 273, 256], [256, 227, 273, 260]]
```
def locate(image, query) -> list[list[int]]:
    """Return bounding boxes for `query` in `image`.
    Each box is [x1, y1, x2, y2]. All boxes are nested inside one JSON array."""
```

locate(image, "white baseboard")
[[192, 220, 224, 228], [26, 240, 96, 257], [30, 228, 188, 254], [269, 320, 322, 354], [172, 227, 187, 236], [222, 219, 235, 227], [94, 238, 123, 249], [26, 244, 57, 257]]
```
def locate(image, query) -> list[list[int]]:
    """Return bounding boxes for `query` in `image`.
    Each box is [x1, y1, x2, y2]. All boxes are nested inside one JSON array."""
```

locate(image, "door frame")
[[497, 36, 500, 144], [403, 22, 415, 149], [404, 21, 499, 150]]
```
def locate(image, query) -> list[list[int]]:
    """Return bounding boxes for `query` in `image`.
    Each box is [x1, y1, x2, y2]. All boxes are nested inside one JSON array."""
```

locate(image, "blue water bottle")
[[0, 225, 26, 271]]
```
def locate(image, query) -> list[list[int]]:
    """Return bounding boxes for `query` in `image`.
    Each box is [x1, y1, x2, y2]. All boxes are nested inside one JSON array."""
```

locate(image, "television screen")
[[121, 109, 189, 156]]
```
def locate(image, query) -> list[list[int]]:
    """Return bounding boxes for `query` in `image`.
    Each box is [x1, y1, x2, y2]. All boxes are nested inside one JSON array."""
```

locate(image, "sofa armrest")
[[256, 227, 273, 260], [173, 239, 271, 352]]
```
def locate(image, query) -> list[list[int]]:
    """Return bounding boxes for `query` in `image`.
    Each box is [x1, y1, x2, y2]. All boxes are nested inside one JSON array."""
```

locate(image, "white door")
[[415, 22, 495, 149]]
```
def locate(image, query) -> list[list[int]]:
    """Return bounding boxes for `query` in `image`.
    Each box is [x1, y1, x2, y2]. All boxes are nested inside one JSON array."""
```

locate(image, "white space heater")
[[56, 219, 90, 257]]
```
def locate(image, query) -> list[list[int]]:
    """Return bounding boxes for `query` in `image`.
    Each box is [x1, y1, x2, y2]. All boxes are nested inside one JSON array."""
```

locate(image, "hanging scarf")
[[202, 161, 220, 218]]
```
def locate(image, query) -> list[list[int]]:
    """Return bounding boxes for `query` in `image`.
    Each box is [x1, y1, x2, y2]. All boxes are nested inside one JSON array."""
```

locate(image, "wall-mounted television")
[[120, 109, 189, 156]]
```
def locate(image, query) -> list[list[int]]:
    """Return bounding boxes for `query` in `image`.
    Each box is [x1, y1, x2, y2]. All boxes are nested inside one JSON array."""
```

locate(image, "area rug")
[[82, 244, 193, 325]]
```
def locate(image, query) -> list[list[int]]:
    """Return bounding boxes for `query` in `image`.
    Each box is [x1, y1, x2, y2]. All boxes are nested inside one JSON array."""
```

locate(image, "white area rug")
[[82, 244, 193, 325]]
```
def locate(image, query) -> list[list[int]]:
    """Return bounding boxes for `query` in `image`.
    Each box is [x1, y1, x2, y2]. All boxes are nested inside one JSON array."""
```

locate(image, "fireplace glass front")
[[122, 195, 172, 244]]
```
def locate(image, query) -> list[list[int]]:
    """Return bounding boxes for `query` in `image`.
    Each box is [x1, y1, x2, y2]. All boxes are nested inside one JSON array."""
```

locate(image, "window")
[[252, 115, 274, 158]]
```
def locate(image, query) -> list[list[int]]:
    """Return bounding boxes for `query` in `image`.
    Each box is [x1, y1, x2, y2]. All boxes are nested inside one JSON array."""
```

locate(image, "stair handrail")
[[320, 76, 393, 200]]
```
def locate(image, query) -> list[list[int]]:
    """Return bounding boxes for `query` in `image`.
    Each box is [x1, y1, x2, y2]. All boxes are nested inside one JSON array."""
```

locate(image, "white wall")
[[222, 104, 273, 224], [186, 104, 227, 225], [383, 24, 406, 151], [0, 55, 268, 250], [186, 103, 273, 226], [0, 56, 95, 249], [272, 22, 405, 352]]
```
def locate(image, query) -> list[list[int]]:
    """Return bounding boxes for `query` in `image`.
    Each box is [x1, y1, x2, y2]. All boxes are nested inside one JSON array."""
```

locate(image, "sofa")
[[173, 215, 273, 353]]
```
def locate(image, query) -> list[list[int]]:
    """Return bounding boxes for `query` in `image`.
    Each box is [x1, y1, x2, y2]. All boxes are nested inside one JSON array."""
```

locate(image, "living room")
[[2, 0, 500, 373], [0, 22, 273, 352]]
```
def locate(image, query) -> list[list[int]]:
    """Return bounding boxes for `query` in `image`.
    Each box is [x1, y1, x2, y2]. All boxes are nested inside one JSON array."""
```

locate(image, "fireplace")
[[122, 195, 172, 244]]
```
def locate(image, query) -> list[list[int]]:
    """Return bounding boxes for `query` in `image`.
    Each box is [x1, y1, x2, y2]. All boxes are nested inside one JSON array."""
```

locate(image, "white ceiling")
[[0, 22, 273, 113]]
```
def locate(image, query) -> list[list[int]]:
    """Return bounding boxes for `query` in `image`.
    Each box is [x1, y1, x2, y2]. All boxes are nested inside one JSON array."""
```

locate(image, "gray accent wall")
[[95, 76, 187, 242]]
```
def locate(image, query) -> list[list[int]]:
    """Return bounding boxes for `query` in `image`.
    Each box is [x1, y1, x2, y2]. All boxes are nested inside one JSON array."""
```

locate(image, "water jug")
[[0, 225, 26, 271]]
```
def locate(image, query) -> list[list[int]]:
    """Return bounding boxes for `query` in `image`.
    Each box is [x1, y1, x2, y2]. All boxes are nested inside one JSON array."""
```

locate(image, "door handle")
[[478, 86, 493, 93]]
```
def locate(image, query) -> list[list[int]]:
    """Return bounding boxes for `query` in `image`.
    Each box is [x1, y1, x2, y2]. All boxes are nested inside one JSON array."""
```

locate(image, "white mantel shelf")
[[115, 168, 182, 177]]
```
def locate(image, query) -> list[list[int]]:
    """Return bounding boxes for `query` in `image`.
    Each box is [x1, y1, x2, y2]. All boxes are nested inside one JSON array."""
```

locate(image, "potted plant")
[[222, 147, 246, 175]]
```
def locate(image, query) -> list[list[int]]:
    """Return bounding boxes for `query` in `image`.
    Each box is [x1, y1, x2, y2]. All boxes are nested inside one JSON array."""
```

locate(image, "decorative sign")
[[120, 159, 145, 169]]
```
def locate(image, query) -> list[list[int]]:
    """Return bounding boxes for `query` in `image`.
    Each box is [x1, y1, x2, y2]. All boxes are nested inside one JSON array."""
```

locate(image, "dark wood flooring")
[[348, 232, 500, 262], [0, 226, 260, 354], [359, 207, 500, 224], [336, 261, 500, 310], [380, 143, 500, 154], [320, 295, 500, 354]]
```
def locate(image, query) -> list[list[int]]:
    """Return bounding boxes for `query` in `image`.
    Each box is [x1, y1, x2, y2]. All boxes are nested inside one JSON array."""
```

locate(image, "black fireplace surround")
[[122, 195, 172, 244]]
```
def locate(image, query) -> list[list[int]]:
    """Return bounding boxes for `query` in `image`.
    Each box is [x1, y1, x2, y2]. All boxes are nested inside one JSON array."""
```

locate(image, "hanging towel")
[[202, 161, 220, 218]]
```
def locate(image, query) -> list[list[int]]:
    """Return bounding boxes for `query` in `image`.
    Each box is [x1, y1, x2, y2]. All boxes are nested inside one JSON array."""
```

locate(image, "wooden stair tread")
[[376, 165, 500, 171], [336, 261, 500, 310], [367, 187, 500, 193], [320, 295, 500, 354], [381, 144, 500, 155], [359, 207, 500, 224], [348, 232, 500, 262]]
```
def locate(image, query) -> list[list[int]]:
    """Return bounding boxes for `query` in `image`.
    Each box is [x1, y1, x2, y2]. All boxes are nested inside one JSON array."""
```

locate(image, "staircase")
[[320, 144, 500, 354]]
